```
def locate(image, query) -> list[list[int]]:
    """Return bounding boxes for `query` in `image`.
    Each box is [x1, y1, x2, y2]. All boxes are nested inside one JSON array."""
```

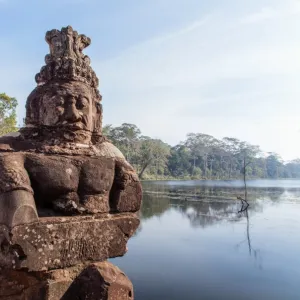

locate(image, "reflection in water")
[[235, 207, 263, 270], [112, 180, 300, 300], [140, 193, 170, 220], [141, 181, 300, 229], [139, 181, 298, 269]]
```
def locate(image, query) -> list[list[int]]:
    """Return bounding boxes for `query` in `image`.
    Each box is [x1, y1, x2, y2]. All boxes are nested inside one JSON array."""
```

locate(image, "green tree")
[[102, 124, 113, 136], [185, 133, 220, 178], [168, 145, 192, 178], [285, 159, 300, 178], [106, 123, 141, 163], [0, 93, 18, 136], [222, 137, 244, 179], [265, 153, 283, 178], [137, 137, 170, 179]]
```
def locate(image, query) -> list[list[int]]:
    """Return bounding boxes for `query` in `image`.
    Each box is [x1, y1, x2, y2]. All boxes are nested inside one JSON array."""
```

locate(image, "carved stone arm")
[[0, 190, 38, 229], [109, 159, 142, 213], [0, 154, 38, 229]]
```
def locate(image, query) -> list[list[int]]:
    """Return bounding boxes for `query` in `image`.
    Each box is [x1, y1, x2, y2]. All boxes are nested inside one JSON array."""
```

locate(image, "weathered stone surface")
[[0, 150, 141, 220], [0, 214, 139, 272], [61, 261, 134, 300], [0, 26, 142, 226], [24, 80, 102, 144], [35, 26, 99, 93], [0, 261, 133, 300]]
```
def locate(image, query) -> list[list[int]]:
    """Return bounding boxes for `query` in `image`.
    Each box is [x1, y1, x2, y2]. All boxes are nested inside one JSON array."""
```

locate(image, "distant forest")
[[104, 123, 300, 180]]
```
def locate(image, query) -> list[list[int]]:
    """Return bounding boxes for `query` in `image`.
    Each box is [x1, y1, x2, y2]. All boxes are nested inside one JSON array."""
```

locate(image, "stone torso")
[[25, 153, 115, 214], [0, 136, 141, 217]]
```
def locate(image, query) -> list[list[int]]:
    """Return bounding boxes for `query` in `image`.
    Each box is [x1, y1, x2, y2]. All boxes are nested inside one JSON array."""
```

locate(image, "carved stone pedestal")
[[0, 215, 138, 299], [0, 261, 133, 300], [0, 214, 139, 271]]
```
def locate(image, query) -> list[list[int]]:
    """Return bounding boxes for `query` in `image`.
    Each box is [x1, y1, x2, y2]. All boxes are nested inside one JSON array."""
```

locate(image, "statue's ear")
[[96, 102, 102, 114], [93, 102, 102, 134], [25, 87, 42, 126]]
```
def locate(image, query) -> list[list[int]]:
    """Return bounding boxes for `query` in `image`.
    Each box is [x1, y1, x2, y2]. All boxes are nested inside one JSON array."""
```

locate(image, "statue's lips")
[[60, 122, 87, 130]]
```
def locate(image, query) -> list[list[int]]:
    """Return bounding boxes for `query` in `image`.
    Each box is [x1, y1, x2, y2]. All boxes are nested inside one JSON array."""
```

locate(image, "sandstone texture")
[[0, 214, 139, 272], [0, 261, 133, 300]]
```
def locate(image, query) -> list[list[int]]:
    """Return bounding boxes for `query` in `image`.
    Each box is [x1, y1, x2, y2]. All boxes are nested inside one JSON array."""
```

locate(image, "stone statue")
[[0, 26, 142, 300]]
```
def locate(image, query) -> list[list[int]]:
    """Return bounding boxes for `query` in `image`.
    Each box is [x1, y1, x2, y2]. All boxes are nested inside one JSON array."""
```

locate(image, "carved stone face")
[[50, 35, 64, 58], [39, 81, 94, 131]]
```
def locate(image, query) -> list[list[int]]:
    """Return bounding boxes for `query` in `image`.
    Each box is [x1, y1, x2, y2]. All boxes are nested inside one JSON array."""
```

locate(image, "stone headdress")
[[35, 25, 100, 96]]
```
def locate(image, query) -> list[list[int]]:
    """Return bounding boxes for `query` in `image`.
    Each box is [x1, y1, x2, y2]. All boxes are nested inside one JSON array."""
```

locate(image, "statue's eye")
[[56, 97, 64, 107], [76, 98, 89, 109]]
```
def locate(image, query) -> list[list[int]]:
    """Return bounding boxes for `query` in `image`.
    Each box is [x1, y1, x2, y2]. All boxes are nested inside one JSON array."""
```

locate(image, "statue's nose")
[[65, 103, 81, 122]]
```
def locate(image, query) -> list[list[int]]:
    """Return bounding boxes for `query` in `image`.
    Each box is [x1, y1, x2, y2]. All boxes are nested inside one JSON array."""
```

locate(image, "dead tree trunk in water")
[[246, 209, 251, 255], [243, 154, 247, 201], [204, 154, 207, 178], [237, 152, 250, 208]]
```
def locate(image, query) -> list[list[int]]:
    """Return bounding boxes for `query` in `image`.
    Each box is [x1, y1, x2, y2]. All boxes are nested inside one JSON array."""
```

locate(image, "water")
[[111, 180, 300, 300]]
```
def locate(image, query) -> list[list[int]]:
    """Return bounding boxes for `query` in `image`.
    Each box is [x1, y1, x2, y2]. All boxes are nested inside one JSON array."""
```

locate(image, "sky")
[[0, 0, 300, 161]]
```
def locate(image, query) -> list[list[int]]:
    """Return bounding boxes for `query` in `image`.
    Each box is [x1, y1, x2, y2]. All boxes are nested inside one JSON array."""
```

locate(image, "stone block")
[[0, 214, 139, 271], [0, 261, 133, 300]]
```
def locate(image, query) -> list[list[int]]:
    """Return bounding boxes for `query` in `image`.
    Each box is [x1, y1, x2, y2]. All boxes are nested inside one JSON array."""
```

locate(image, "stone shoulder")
[[0, 133, 37, 152], [0, 136, 128, 165], [94, 141, 138, 178], [93, 141, 125, 160]]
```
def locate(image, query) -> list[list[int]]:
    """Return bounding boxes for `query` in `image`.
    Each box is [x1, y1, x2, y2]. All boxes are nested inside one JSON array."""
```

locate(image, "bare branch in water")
[[237, 196, 249, 212]]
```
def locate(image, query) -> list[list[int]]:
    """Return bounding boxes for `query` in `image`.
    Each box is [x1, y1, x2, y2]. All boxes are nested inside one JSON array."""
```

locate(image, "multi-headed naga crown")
[[35, 26, 99, 92]]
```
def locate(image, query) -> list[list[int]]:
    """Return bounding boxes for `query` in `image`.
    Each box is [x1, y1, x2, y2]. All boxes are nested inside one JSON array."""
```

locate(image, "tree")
[[0, 93, 18, 136], [106, 123, 141, 163], [222, 137, 244, 179], [265, 153, 283, 178], [185, 133, 220, 178], [102, 124, 113, 136], [137, 137, 170, 179], [168, 144, 192, 178], [285, 159, 300, 178]]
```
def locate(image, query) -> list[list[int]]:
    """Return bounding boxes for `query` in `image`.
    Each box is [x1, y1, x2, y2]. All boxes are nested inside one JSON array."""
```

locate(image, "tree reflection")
[[174, 199, 238, 228], [136, 182, 297, 270], [235, 205, 263, 269], [140, 193, 170, 220], [139, 183, 289, 223]]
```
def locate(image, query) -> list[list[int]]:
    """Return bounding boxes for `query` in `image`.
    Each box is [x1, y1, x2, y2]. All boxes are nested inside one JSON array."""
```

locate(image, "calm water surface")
[[112, 180, 300, 300]]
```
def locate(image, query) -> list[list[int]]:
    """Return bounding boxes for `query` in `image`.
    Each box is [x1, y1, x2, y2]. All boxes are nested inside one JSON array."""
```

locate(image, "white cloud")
[[241, 7, 281, 24], [240, 0, 300, 24]]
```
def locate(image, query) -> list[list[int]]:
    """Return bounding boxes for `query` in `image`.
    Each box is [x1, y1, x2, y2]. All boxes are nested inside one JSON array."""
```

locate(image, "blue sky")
[[1, 0, 300, 160]]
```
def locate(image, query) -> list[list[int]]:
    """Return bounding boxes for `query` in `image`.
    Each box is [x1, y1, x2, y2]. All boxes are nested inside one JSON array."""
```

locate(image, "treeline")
[[104, 123, 300, 180]]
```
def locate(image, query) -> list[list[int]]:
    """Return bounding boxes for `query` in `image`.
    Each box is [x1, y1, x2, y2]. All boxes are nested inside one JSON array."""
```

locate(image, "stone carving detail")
[[36, 26, 99, 91], [24, 26, 102, 140], [0, 26, 142, 300]]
